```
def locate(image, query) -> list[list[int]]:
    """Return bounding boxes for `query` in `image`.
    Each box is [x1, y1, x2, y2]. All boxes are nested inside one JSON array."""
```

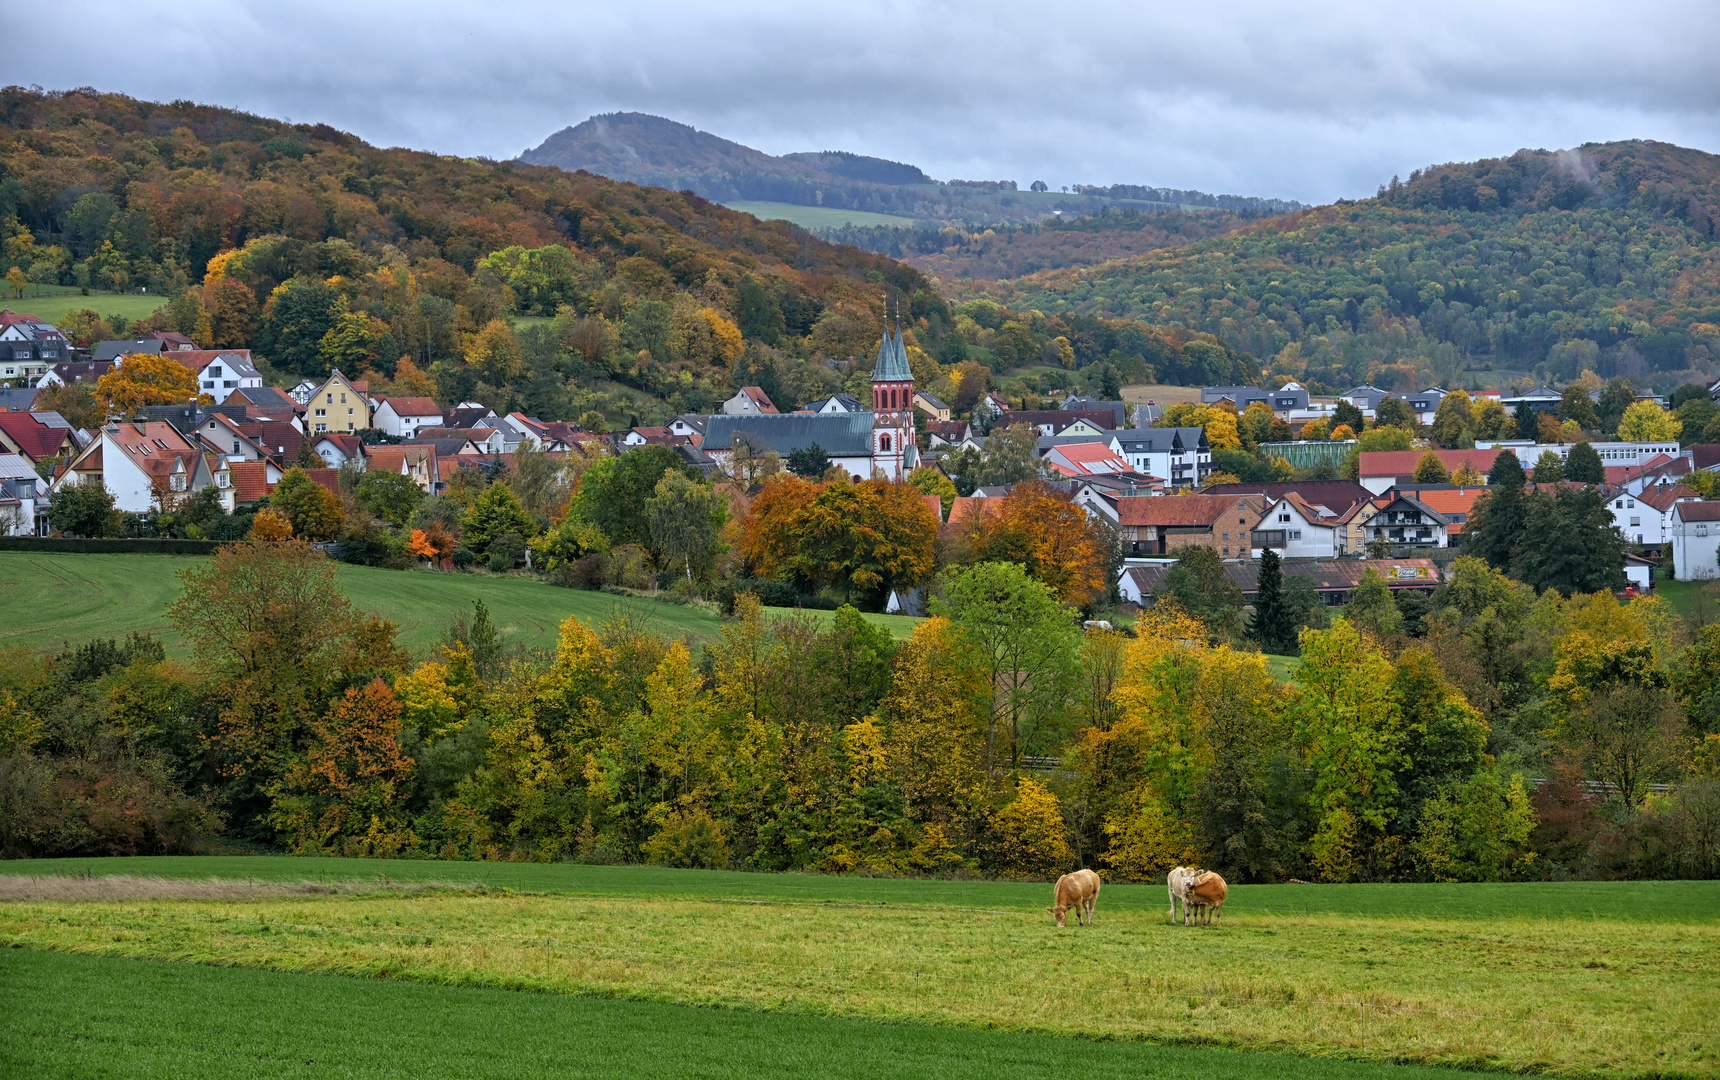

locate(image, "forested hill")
[[970, 140, 1720, 393], [520, 112, 938, 216], [0, 88, 944, 424]]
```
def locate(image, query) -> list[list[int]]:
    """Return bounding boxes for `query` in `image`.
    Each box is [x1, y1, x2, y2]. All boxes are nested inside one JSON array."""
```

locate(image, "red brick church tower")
[[870, 318, 916, 480]]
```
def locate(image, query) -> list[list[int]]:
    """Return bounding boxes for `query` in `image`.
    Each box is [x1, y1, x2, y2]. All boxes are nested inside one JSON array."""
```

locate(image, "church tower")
[[870, 318, 916, 480]]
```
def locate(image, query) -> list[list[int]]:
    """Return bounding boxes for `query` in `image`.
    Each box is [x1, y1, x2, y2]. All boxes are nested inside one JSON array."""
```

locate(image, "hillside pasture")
[[722, 201, 919, 230], [0, 553, 916, 657], [5, 283, 171, 325], [1, 871, 1711, 1077], [0, 950, 1510, 1080]]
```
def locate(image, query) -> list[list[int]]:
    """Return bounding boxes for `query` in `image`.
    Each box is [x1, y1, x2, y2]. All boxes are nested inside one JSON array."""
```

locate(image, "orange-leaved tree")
[[269, 677, 418, 854], [739, 473, 822, 578], [968, 479, 1110, 606], [95, 353, 209, 415]]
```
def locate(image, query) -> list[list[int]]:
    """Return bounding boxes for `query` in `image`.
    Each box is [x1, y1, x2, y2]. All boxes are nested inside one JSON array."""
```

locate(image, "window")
[[1699, 524, 1709, 538], [224, 381, 235, 388], [1221, 532, 1229, 540], [1290, 530, 1303, 540], [1630, 517, 1641, 527], [1278, 513, 1290, 522], [327, 393, 333, 403], [340, 394, 347, 404], [880, 434, 892, 452], [210, 365, 223, 377], [232, 441, 240, 453]]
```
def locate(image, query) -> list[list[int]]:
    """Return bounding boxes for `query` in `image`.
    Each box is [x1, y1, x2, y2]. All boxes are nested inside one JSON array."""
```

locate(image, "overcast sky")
[[12, 0, 1719, 204]]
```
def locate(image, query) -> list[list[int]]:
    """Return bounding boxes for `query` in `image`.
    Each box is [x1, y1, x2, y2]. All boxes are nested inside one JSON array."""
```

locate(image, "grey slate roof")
[[704, 412, 874, 457], [0, 388, 39, 411], [871, 324, 912, 383], [1115, 427, 1207, 453]]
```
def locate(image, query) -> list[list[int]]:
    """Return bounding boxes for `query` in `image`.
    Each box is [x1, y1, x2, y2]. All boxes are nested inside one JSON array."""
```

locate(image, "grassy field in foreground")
[[3, 888, 1710, 1076], [5, 284, 169, 324], [0, 951, 1506, 1080], [722, 201, 919, 230], [5, 856, 1716, 922], [0, 553, 918, 656]]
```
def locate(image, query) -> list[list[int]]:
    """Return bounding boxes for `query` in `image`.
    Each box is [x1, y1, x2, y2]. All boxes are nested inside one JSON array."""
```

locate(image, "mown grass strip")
[[0, 948, 1522, 1080], [3, 892, 1712, 1076], [5, 855, 1716, 922]]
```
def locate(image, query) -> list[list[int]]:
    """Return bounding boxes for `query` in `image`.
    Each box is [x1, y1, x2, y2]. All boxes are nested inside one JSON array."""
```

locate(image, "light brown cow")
[[1187, 870, 1228, 926], [1048, 868, 1101, 927]]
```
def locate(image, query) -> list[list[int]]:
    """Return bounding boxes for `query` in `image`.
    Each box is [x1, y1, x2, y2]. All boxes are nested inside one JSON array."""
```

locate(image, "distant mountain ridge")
[[520, 113, 933, 210], [519, 112, 1305, 225]]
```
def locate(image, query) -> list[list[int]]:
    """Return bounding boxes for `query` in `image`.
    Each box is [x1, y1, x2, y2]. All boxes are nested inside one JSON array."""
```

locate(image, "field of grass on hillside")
[[5, 284, 169, 324], [3, 870, 1710, 1076], [0, 950, 1508, 1080], [723, 201, 919, 229], [0, 553, 919, 657]]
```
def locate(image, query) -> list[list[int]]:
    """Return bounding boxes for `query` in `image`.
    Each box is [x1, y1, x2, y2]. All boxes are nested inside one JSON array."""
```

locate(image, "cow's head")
[[1048, 904, 1068, 928]]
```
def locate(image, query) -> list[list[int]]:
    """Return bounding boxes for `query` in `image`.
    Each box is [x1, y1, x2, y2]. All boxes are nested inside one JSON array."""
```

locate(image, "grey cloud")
[[9, 0, 1718, 204]]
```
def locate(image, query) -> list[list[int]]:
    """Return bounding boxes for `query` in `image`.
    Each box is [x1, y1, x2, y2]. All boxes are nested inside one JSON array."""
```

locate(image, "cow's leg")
[[1213, 901, 1222, 927]]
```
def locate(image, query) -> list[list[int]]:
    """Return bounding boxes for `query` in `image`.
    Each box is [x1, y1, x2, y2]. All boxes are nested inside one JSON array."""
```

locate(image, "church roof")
[[704, 412, 876, 457], [871, 322, 912, 383]]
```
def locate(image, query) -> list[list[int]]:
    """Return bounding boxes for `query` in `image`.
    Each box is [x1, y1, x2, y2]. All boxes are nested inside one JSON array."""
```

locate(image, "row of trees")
[[10, 538, 1713, 878]]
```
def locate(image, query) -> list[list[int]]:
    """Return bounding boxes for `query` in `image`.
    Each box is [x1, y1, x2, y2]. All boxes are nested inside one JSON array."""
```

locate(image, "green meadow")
[[0, 949, 1516, 1080], [5, 283, 169, 325], [0, 552, 918, 657], [1, 863, 1712, 1077]]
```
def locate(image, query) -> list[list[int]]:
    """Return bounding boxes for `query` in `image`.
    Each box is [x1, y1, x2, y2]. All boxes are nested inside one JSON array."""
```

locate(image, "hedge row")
[[0, 537, 222, 555]]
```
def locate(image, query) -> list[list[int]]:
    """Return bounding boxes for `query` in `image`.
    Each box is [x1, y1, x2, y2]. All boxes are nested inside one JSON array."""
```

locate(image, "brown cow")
[[1048, 868, 1101, 927], [1187, 870, 1228, 926]]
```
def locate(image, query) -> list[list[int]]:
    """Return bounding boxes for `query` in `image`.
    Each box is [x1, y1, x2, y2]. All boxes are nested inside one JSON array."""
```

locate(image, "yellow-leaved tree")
[[988, 777, 1074, 877], [95, 353, 209, 414]]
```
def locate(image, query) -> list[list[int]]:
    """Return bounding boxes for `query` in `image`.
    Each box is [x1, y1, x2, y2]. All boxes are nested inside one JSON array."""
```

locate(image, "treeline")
[[6, 540, 1714, 882], [814, 208, 1255, 280], [988, 140, 1720, 390], [1069, 184, 1307, 215]]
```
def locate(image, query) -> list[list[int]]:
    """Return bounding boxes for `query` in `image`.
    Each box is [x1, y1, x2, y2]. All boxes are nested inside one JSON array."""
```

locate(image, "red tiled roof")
[[299, 467, 341, 495], [385, 397, 442, 417], [0, 411, 74, 460], [1409, 487, 1486, 533], [229, 461, 273, 502], [1115, 494, 1263, 528], [947, 496, 1007, 525], [922, 494, 944, 522], [739, 386, 778, 413], [1637, 485, 1699, 513]]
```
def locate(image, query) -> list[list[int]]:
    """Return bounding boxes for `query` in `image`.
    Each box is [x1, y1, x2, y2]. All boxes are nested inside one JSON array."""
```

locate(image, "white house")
[[179, 350, 263, 403], [1614, 486, 1701, 548], [54, 421, 213, 514], [1250, 493, 1341, 559], [1361, 493, 1450, 549], [0, 452, 48, 535], [1112, 428, 1212, 490], [721, 386, 778, 415], [373, 397, 445, 439], [1671, 501, 1720, 580]]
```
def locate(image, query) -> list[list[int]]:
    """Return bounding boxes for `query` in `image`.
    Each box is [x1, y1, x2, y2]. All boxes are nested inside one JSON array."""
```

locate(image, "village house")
[[373, 396, 445, 438], [1113, 427, 1212, 489], [1357, 449, 1503, 494], [1041, 441, 1136, 479], [175, 350, 263, 403], [721, 386, 779, 416], [1007, 409, 1118, 437], [312, 432, 366, 469], [1671, 501, 1720, 580], [1362, 493, 1451, 548], [1250, 492, 1343, 559], [1628, 485, 1703, 551], [54, 421, 215, 513], [1114, 494, 1269, 558], [802, 392, 866, 415], [0, 452, 48, 535], [913, 391, 951, 422], [366, 446, 438, 492], [0, 409, 84, 465], [0, 310, 69, 383], [304, 371, 372, 434]]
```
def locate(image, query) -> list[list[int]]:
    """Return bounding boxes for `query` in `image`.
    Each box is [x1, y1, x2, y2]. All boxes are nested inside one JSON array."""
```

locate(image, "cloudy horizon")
[[10, 0, 1719, 205]]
